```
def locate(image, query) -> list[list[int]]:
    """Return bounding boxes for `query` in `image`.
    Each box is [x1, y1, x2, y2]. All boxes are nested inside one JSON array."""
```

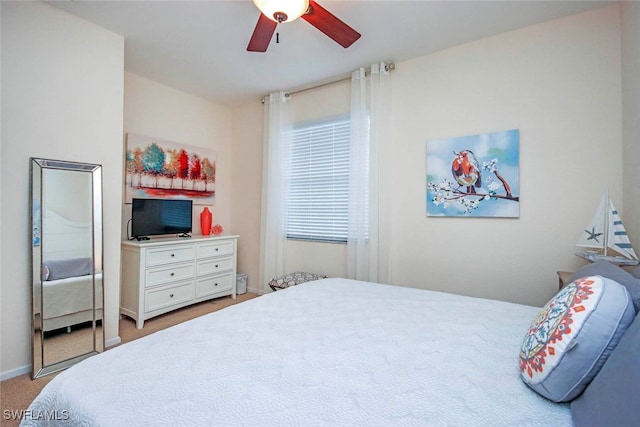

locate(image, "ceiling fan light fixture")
[[253, 0, 310, 23]]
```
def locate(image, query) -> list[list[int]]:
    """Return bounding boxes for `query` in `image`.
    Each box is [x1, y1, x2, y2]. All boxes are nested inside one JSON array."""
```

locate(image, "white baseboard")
[[1, 336, 122, 381], [1, 364, 31, 381]]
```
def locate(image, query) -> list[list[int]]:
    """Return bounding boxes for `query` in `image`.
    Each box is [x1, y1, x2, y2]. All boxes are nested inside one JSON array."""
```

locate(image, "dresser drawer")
[[145, 281, 194, 313], [197, 240, 234, 259], [197, 257, 234, 276], [145, 262, 194, 288], [146, 245, 195, 267], [196, 272, 234, 298]]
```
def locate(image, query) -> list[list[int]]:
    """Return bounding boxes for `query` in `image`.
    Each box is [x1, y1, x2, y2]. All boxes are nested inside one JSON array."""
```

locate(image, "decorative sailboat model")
[[576, 191, 639, 266]]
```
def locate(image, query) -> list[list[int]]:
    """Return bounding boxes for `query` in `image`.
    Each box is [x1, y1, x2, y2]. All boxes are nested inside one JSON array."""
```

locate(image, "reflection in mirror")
[[31, 158, 104, 379]]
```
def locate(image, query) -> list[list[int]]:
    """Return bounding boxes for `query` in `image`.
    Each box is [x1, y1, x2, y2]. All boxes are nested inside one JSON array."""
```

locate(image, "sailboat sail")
[[576, 194, 606, 250], [608, 201, 637, 260], [576, 192, 638, 265]]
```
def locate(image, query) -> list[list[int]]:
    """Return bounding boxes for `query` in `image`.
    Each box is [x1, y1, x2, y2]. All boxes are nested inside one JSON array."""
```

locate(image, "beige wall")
[[232, 6, 625, 306], [230, 102, 263, 293], [621, 1, 640, 255], [390, 6, 621, 306], [1, 1, 124, 378], [123, 72, 233, 240]]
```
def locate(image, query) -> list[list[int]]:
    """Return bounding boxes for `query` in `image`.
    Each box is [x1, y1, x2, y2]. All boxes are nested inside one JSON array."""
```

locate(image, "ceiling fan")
[[247, 0, 361, 52]]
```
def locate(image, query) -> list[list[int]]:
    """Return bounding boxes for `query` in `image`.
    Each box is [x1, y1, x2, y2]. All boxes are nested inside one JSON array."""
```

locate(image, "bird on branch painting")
[[451, 150, 481, 194], [426, 129, 520, 217]]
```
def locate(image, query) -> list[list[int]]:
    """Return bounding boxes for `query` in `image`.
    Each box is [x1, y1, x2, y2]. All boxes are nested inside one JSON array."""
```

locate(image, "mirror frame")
[[30, 157, 104, 379]]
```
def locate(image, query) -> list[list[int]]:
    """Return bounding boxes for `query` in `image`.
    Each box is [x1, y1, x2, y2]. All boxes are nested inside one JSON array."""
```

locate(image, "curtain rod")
[[261, 63, 395, 103]]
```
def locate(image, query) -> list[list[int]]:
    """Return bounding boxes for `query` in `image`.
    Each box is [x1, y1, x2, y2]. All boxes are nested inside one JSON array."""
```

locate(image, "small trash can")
[[236, 274, 247, 295]]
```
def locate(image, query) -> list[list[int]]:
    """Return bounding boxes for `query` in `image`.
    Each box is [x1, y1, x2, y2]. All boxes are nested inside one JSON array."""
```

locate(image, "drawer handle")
[[171, 253, 175, 257], [215, 248, 219, 252], [169, 293, 174, 298], [170, 272, 175, 276], [214, 283, 218, 287], [215, 264, 219, 268]]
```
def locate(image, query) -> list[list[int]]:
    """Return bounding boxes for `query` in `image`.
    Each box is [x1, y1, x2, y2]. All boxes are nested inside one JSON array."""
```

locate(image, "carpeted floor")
[[0, 292, 258, 427]]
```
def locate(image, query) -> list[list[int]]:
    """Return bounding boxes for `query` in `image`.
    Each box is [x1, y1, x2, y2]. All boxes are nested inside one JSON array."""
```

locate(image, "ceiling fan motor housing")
[[253, 0, 310, 23], [274, 12, 288, 23]]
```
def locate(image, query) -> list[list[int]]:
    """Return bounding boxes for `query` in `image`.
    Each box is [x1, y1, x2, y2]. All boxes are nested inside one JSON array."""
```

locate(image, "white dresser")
[[120, 235, 239, 329]]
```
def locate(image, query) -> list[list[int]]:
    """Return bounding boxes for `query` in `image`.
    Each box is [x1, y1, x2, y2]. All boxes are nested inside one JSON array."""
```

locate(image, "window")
[[287, 116, 350, 243]]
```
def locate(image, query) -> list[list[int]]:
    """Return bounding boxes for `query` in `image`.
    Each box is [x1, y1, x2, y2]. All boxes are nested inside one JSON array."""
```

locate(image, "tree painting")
[[142, 143, 166, 187], [426, 129, 519, 217], [164, 149, 180, 189], [201, 158, 215, 190], [178, 149, 189, 189], [126, 147, 144, 187], [125, 134, 216, 205]]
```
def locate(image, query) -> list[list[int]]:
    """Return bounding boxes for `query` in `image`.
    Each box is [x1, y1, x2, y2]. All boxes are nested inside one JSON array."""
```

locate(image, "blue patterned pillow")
[[519, 276, 635, 402]]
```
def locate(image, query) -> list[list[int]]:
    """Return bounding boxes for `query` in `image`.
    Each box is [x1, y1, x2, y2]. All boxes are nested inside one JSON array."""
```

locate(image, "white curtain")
[[347, 62, 392, 283], [259, 91, 292, 293]]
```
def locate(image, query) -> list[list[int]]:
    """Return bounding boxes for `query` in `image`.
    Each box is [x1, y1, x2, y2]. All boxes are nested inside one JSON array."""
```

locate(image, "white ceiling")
[[47, 0, 612, 108]]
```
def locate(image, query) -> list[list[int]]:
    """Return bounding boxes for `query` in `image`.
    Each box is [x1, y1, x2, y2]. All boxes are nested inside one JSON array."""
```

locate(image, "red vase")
[[200, 207, 212, 236]]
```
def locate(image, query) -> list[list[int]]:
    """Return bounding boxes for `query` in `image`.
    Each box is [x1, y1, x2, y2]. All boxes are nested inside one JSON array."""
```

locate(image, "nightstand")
[[556, 271, 573, 290]]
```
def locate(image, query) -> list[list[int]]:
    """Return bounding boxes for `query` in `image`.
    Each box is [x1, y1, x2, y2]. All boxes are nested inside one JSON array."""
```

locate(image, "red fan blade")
[[302, 0, 361, 48], [247, 13, 277, 52]]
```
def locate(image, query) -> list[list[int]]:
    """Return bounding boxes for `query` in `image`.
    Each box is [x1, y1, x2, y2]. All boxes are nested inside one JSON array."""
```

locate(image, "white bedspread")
[[23, 278, 572, 426]]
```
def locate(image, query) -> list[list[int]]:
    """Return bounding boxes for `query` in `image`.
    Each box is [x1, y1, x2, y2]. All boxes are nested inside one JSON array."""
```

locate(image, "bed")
[[36, 271, 103, 332], [35, 210, 103, 332], [22, 270, 640, 426]]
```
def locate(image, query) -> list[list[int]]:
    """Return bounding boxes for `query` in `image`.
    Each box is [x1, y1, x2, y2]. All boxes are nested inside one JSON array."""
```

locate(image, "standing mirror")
[[31, 158, 104, 379]]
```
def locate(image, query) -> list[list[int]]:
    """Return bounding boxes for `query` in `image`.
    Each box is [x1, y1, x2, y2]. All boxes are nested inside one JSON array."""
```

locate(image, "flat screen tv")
[[131, 198, 192, 239]]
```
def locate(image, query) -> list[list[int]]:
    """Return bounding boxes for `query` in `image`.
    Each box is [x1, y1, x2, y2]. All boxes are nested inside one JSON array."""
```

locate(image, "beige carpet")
[[39, 324, 103, 366], [0, 292, 258, 427]]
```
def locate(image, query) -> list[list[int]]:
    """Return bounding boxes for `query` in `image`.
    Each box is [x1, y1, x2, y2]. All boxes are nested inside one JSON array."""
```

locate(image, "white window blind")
[[287, 117, 350, 243]]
